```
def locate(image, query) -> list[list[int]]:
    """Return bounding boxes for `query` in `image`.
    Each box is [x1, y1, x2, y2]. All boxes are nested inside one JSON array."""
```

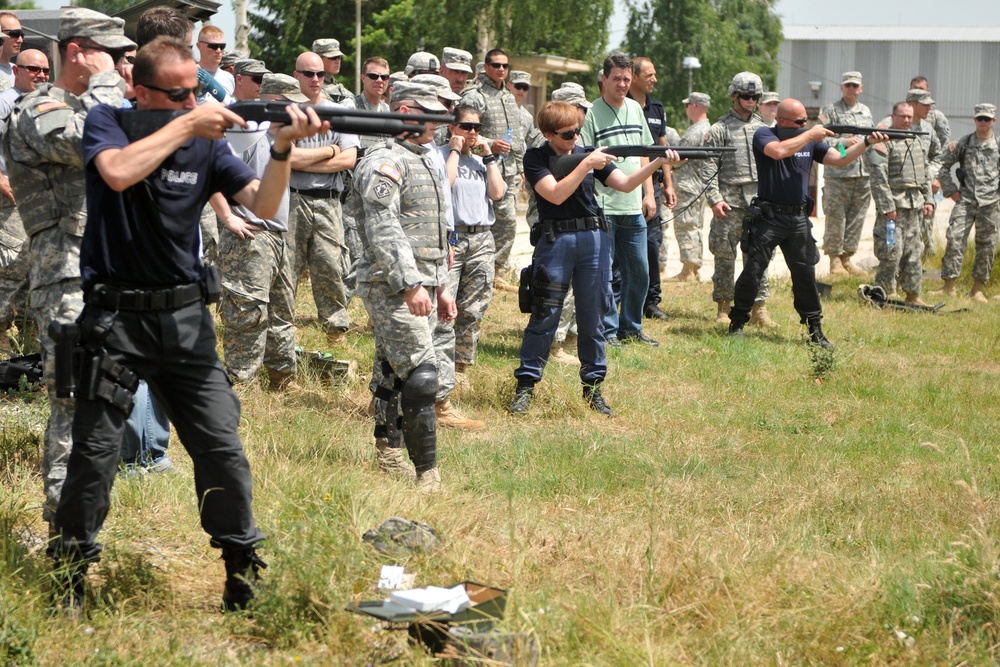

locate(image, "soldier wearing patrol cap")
[[701, 71, 773, 327], [936, 103, 1000, 302], [231, 58, 269, 102], [4, 6, 131, 533], [353, 81, 455, 492], [312, 38, 352, 103], [759, 91, 780, 127], [441, 47, 473, 95], [405, 51, 440, 77], [667, 91, 712, 283]]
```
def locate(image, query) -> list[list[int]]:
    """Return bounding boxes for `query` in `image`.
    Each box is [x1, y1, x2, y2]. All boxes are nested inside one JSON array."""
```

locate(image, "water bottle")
[[886, 217, 896, 246], [499, 127, 513, 161]]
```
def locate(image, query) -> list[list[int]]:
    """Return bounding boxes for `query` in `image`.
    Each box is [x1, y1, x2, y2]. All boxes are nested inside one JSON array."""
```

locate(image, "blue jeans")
[[515, 228, 613, 386], [120, 380, 171, 467], [603, 214, 649, 338]]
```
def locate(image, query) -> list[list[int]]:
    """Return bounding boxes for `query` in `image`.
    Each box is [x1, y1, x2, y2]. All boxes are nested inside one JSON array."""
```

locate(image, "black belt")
[[760, 199, 809, 216], [455, 224, 491, 234], [87, 282, 204, 311], [291, 187, 341, 199], [540, 216, 605, 233]]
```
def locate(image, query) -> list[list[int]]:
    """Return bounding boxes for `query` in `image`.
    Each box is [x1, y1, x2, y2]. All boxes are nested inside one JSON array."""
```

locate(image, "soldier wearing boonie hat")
[[405, 51, 440, 77]]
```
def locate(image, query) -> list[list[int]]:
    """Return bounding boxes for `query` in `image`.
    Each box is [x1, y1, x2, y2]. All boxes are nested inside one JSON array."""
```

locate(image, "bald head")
[[13, 49, 49, 93], [777, 99, 805, 120], [293, 51, 325, 103]]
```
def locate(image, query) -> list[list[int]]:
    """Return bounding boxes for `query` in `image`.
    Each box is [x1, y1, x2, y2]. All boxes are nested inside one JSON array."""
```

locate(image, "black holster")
[[741, 200, 765, 254], [518, 264, 534, 314]]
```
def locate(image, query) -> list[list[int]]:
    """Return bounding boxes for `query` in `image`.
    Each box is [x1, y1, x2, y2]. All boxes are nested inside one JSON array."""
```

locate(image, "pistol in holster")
[[741, 199, 765, 254]]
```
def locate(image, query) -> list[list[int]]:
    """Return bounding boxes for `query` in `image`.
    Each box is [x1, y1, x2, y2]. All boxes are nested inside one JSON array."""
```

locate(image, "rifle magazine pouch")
[[518, 264, 534, 314]]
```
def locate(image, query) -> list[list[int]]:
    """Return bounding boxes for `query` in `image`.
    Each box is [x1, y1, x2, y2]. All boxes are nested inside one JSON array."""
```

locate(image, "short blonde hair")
[[537, 101, 579, 134], [198, 25, 224, 41]]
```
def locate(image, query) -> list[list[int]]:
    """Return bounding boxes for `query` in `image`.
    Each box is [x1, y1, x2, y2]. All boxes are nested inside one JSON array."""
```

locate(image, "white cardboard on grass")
[[389, 584, 471, 614]]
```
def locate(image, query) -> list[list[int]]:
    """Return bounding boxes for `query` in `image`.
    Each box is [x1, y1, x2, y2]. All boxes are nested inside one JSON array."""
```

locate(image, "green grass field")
[[2, 263, 1000, 666]]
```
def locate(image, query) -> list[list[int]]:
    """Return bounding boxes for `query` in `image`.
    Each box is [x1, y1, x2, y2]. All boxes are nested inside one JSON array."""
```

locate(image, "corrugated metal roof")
[[784, 25, 1000, 42]]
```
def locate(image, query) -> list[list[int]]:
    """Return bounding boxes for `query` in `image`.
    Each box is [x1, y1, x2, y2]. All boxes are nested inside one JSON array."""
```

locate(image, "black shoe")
[[509, 385, 533, 415], [583, 385, 615, 417], [807, 321, 834, 350], [222, 547, 267, 612], [728, 322, 745, 339], [621, 331, 660, 347], [644, 304, 668, 320], [50, 560, 87, 617], [606, 336, 623, 348]]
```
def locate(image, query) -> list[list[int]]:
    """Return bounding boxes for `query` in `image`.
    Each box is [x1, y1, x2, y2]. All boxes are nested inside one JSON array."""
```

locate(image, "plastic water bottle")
[[499, 127, 513, 161], [886, 217, 896, 246]]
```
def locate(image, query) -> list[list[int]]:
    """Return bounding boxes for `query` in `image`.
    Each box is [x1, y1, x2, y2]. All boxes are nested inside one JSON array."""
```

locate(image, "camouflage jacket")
[[938, 132, 1000, 206], [353, 138, 449, 294], [927, 107, 951, 147], [323, 78, 353, 105], [352, 93, 390, 151], [819, 97, 873, 178], [674, 119, 710, 196], [867, 137, 934, 214], [701, 107, 762, 207], [461, 78, 524, 178], [876, 116, 943, 180]]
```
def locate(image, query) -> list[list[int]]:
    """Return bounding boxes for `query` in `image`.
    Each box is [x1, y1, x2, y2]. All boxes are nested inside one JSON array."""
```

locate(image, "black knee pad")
[[401, 363, 437, 406]]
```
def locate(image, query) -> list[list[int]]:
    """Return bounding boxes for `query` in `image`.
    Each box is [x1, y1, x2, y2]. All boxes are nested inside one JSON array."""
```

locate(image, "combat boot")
[[829, 255, 848, 276], [415, 466, 443, 493], [453, 362, 472, 393], [221, 547, 267, 612], [728, 321, 745, 340], [376, 438, 416, 480], [583, 384, 614, 417], [435, 399, 485, 430], [905, 292, 929, 307], [509, 384, 534, 415], [934, 278, 957, 295], [266, 368, 302, 393], [493, 275, 519, 293], [749, 302, 778, 328], [549, 340, 581, 366], [666, 262, 699, 282], [715, 300, 731, 324], [50, 560, 88, 617], [807, 320, 834, 350], [325, 327, 348, 348], [840, 254, 867, 276], [970, 279, 988, 303]]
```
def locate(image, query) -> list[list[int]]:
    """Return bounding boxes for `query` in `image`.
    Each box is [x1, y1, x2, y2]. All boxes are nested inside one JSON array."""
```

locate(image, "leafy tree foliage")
[[623, 0, 782, 129], [72, 0, 132, 17]]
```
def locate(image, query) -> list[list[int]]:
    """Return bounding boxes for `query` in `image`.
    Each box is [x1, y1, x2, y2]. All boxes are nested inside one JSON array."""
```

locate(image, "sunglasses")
[[123, 55, 135, 65], [486, 62, 509, 69], [199, 41, 227, 51], [141, 83, 196, 102], [249, 74, 264, 85], [975, 116, 994, 122], [513, 83, 530, 91], [296, 69, 324, 79], [554, 128, 579, 140], [77, 43, 125, 63], [780, 117, 808, 126], [364, 72, 391, 81], [19, 64, 49, 75], [842, 82, 860, 88], [738, 93, 761, 101], [456, 122, 483, 132], [3, 29, 23, 39]]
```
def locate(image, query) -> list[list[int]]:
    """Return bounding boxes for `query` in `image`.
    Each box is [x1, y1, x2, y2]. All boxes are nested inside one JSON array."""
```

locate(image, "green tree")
[[622, 0, 782, 129], [71, 0, 132, 16]]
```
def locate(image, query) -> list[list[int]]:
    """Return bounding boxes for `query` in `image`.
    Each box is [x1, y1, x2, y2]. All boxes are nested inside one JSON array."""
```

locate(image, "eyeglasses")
[[975, 116, 994, 122], [140, 83, 196, 102], [780, 117, 808, 126], [486, 62, 509, 69], [456, 122, 483, 132], [842, 82, 860, 88], [738, 93, 761, 101], [296, 69, 324, 79], [199, 41, 226, 51], [249, 74, 264, 85], [76, 43, 127, 64], [513, 83, 530, 92], [554, 128, 579, 140], [123, 55, 135, 65], [3, 29, 24, 39], [18, 65, 49, 75], [364, 72, 391, 81]]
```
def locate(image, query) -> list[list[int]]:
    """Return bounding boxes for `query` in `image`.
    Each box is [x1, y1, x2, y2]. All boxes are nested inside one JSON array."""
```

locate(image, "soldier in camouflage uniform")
[[404, 51, 440, 78], [818, 71, 873, 277], [461, 48, 525, 290], [702, 72, 772, 326], [937, 104, 1000, 303], [667, 92, 712, 282], [289, 52, 360, 345], [911, 76, 950, 148], [312, 39, 352, 104], [867, 102, 936, 302], [354, 81, 455, 492], [3, 7, 129, 529], [440, 47, 473, 96], [758, 91, 780, 127]]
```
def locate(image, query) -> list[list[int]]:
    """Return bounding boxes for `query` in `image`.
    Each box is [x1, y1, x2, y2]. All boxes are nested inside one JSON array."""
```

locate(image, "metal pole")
[[355, 0, 362, 94]]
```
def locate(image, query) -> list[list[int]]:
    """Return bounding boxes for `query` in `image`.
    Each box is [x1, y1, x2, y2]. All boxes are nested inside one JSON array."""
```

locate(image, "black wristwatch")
[[270, 145, 291, 161]]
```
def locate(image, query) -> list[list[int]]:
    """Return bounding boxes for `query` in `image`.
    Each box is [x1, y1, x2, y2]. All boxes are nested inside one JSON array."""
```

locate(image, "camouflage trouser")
[[218, 228, 296, 382], [554, 285, 577, 343], [941, 199, 1000, 281], [673, 190, 706, 266], [288, 193, 350, 332], [199, 204, 218, 267], [873, 208, 924, 296], [822, 177, 871, 256], [30, 279, 83, 525], [921, 205, 938, 259], [491, 173, 522, 272], [709, 206, 769, 303], [342, 209, 363, 305], [441, 229, 495, 365], [0, 206, 28, 328]]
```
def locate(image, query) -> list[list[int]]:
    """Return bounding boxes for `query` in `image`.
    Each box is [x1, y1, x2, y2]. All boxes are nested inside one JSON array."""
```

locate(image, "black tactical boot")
[[221, 547, 267, 612], [728, 321, 745, 339], [509, 384, 534, 415], [50, 560, 88, 616], [807, 320, 834, 350], [583, 384, 614, 417]]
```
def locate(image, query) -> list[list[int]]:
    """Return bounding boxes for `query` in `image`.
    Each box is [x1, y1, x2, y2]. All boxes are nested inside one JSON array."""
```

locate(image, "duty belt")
[[87, 282, 204, 311], [455, 224, 492, 234], [760, 199, 810, 216], [290, 187, 341, 199], [540, 216, 605, 234]]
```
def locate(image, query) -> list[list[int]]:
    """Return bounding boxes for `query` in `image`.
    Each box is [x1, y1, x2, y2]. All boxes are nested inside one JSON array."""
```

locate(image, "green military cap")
[[312, 38, 344, 58], [220, 51, 241, 69], [404, 51, 440, 76], [841, 71, 863, 85], [906, 89, 934, 105], [759, 91, 780, 105], [551, 83, 592, 109], [390, 80, 447, 112], [441, 47, 473, 74], [683, 92, 711, 107], [410, 73, 460, 102], [509, 70, 531, 86], [974, 103, 996, 120], [234, 59, 269, 76], [260, 73, 309, 103], [58, 7, 136, 50]]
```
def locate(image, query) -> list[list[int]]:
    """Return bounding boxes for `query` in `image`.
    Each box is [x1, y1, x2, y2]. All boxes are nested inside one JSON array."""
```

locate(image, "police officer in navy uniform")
[[50, 36, 327, 613]]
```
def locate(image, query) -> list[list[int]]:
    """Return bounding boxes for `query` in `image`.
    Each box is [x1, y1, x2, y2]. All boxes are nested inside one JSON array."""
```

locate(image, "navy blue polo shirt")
[[81, 104, 256, 291], [629, 93, 666, 142], [752, 125, 830, 205], [523, 143, 616, 221]]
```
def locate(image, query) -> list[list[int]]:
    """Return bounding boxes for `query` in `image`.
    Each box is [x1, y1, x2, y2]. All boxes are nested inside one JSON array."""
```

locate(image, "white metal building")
[[777, 25, 1000, 139]]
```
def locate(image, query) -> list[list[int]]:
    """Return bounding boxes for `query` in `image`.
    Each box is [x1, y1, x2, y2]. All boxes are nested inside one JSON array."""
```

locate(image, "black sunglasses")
[[975, 116, 994, 122], [199, 41, 226, 51], [3, 29, 24, 39], [19, 64, 50, 75], [249, 74, 264, 85], [554, 128, 579, 140], [513, 83, 530, 91], [141, 83, 196, 102], [123, 55, 135, 65], [77, 43, 125, 63], [486, 62, 509, 69], [364, 72, 391, 81], [456, 122, 483, 132], [296, 69, 324, 79], [738, 93, 761, 101], [780, 117, 808, 126]]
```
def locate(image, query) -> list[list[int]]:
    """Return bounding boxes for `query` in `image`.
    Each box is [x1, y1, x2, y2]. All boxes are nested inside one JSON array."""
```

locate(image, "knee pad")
[[401, 363, 437, 406]]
